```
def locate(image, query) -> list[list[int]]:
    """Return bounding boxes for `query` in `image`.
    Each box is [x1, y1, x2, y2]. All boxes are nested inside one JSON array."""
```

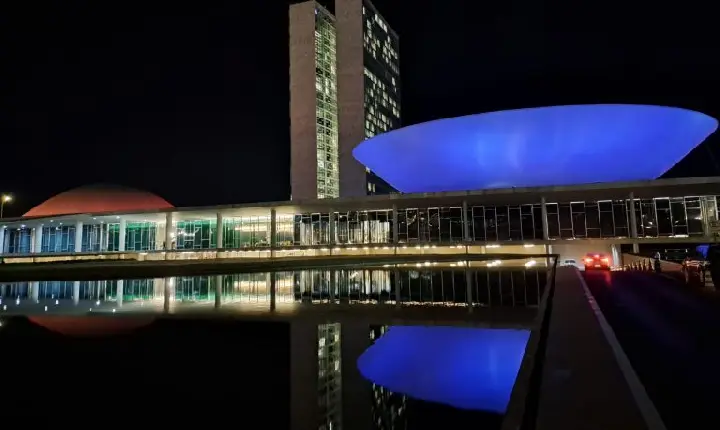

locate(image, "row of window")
[[315, 8, 339, 199], [1, 196, 716, 254]]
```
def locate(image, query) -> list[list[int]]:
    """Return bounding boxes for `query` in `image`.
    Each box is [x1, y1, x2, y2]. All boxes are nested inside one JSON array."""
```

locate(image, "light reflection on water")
[[360, 326, 529, 414], [0, 266, 542, 428], [0, 315, 517, 429], [0, 267, 547, 313]]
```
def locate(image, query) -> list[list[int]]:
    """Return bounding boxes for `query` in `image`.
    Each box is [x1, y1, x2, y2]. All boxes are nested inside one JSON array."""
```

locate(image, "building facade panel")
[[1, 194, 718, 255], [290, 2, 340, 200], [336, 0, 370, 198], [336, 0, 400, 198]]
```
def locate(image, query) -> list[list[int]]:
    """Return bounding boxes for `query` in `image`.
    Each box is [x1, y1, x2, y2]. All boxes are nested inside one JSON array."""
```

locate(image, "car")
[[584, 253, 611, 270], [559, 259, 584, 270], [681, 245, 717, 287]]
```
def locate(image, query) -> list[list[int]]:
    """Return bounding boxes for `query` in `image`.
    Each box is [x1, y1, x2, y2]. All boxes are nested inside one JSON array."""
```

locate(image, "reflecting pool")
[[359, 326, 530, 413], [0, 316, 516, 430], [0, 266, 549, 311]]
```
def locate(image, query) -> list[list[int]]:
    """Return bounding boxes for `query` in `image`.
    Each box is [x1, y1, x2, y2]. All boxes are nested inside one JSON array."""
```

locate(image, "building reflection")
[[0, 316, 505, 430], [0, 267, 549, 310], [370, 325, 407, 429], [318, 323, 343, 430], [291, 321, 400, 430]]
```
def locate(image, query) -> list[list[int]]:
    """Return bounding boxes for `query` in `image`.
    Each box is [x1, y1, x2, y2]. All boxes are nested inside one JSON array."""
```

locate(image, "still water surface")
[[0, 316, 521, 429], [0, 267, 547, 309], [0, 267, 542, 429]]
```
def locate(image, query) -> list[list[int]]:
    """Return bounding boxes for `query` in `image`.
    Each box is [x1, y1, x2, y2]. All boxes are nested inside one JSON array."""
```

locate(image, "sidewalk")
[[535, 267, 649, 430]]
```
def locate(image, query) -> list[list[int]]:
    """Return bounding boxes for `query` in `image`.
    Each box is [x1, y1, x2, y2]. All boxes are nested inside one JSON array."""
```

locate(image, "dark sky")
[[1, 0, 718, 216]]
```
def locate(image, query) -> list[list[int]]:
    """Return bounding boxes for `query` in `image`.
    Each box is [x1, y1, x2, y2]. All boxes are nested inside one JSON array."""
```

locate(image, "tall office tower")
[[290, 2, 340, 200], [336, 0, 401, 197]]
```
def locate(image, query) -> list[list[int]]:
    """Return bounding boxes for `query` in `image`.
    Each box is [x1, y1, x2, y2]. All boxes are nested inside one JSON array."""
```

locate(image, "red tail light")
[[584, 258, 594, 264], [601, 258, 609, 263]]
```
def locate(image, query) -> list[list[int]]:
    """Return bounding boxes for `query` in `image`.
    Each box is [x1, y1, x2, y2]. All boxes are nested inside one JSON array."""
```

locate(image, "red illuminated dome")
[[24, 184, 173, 217], [29, 316, 156, 337]]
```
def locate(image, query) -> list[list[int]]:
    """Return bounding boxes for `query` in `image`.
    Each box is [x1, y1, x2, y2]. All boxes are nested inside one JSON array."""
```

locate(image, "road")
[[582, 270, 720, 430]]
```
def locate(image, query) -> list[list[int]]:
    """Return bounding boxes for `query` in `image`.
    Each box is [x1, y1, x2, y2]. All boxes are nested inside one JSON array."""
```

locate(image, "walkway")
[[536, 267, 651, 430]]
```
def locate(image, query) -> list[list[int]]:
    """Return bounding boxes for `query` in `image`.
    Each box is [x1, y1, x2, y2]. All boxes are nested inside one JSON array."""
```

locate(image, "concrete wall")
[[289, 2, 320, 201], [336, 0, 370, 198]]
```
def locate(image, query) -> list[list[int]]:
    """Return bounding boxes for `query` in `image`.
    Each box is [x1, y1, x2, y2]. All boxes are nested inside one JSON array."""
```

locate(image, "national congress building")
[[0, 0, 718, 271]]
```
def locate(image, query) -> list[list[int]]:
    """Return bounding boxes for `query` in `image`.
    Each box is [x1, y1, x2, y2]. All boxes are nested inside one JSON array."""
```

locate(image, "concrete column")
[[270, 209, 277, 258], [74, 221, 83, 253], [462, 200, 471, 241], [628, 192, 639, 253], [30, 281, 39, 302], [216, 212, 224, 249], [392, 204, 399, 243], [341, 322, 372, 430], [116, 279, 124, 307], [118, 219, 127, 252], [72, 280, 80, 305], [164, 212, 173, 250], [268, 272, 276, 311], [33, 225, 44, 253], [328, 209, 335, 244], [215, 275, 222, 309], [0, 227, 5, 254], [540, 197, 550, 240]]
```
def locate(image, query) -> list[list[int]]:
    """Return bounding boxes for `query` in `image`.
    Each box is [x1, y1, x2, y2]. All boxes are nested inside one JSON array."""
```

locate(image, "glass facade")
[[315, 7, 339, 199], [0, 195, 718, 255], [362, 1, 400, 196], [362, 2, 400, 138]]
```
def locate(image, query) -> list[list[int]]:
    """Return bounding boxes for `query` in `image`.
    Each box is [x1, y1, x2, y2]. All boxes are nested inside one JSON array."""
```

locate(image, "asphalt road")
[[582, 270, 720, 430]]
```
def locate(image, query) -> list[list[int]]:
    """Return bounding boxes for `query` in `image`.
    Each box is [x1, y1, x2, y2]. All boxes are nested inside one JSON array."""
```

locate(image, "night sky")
[[1, 0, 718, 216]]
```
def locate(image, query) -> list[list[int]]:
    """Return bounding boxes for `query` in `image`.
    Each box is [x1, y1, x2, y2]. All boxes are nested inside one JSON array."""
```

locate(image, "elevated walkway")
[[535, 267, 651, 430]]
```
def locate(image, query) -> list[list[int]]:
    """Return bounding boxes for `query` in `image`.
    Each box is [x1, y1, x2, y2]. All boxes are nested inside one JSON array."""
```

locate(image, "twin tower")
[[289, 0, 401, 200]]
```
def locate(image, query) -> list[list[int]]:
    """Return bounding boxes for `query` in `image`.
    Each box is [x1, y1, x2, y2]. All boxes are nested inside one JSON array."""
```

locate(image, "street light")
[[1, 194, 12, 219]]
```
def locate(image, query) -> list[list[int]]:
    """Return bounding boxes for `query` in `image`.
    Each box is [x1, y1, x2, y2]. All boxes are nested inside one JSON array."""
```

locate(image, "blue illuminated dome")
[[357, 326, 530, 413], [353, 104, 719, 193]]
